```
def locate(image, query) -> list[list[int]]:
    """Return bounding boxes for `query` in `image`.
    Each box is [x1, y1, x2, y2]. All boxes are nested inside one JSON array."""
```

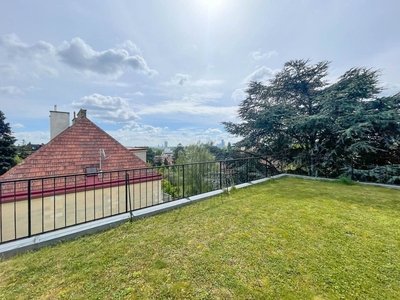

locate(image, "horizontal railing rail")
[[0, 157, 272, 244]]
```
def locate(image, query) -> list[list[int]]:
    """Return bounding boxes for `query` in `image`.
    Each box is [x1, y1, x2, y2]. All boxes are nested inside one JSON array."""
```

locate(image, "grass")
[[1, 177, 400, 299]]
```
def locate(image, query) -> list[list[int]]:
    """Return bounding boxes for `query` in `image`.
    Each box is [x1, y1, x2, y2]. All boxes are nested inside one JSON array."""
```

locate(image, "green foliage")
[[161, 179, 180, 198], [176, 143, 215, 164], [338, 176, 356, 185], [146, 147, 155, 164], [162, 144, 219, 197], [0, 110, 17, 175], [173, 143, 185, 162], [223, 59, 400, 183]]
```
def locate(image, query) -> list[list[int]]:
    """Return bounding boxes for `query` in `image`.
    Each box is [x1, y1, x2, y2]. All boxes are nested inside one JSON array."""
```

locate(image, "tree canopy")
[[0, 110, 17, 176], [223, 59, 400, 182]]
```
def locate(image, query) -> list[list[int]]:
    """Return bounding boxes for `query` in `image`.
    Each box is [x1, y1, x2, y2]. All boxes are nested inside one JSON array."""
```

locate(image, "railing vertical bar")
[[247, 158, 249, 183], [93, 176, 96, 220], [84, 176, 87, 222], [140, 169, 143, 209], [145, 169, 148, 207], [53, 177, 56, 230], [64, 176, 67, 228], [133, 170, 135, 211], [108, 172, 114, 216], [0, 182, 2, 243], [125, 172, 128, 213], [74, 175, 77, 225], [152, 169, 155, 205], [101, 173, 104, 218], [13, 182, 16, 239], [117, 172, 120, 213], [41, 178, 44, 233], [28, 179, 31, 237], [182, 165, 185, 199]]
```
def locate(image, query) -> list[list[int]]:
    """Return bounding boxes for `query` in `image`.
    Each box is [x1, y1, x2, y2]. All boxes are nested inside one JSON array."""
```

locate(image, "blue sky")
[[1, 0, 399, 147]]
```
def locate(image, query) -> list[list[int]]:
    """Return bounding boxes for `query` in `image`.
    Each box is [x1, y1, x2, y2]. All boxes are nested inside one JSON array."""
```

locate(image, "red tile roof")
[[0, 112, 148, 182]]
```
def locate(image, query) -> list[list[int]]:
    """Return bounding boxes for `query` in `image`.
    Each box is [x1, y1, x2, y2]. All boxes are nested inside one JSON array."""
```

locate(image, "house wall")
[[128, 148, 147, 163], [0, 180, 162, 242]]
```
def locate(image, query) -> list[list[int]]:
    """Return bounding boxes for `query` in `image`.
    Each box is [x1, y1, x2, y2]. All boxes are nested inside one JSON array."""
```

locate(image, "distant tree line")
[[223, 59, 400, 183], [0, 110, 41, 176]]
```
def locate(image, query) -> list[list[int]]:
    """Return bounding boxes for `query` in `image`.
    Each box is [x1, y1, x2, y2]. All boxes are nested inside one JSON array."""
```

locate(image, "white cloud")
[[72, 93, 139, 123], [380, 82, 400, 96], [124, 91, 145, 96], [168, 73, 191, 86], [108, 124, 238, 147], [204, 128, 222, 134], [190, 79, 225, 87], [11, 123, 25, 128], [0, 34, 157, 79], [136, 99, 237, 119], [243, 66, 279, 83], [164, 75, 225, 87], [183, 92, 223, 103], [0, 63, 18, 78], [231, 88, 246, 102], [33, 63, 59, 78], [116, 40, 141, 55], [13, 131, 50, 144], [248, 49, 277, 61], [58, 37, 158, 78], [0, 33, 56, 59], [92, 81, 130, 87], [0, 86, 24, 95]]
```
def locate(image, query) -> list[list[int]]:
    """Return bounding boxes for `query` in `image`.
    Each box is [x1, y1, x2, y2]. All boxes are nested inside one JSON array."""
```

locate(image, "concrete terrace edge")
[[1, 173, 399, 258]]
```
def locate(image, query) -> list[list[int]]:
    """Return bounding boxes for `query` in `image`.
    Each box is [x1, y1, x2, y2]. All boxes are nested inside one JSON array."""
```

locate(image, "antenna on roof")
[[99, 148, 107, 170]]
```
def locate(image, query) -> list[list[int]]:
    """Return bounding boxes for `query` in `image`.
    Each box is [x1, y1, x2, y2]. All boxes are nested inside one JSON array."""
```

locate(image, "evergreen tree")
[[146, 147, 155, 165], [0, 110, 17, 175], [173, 143, 185, 162], [223, 60, 400, 181]]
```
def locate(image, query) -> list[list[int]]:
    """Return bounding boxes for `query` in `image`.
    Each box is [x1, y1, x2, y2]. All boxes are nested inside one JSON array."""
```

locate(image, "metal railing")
[[0, 157, 271, 244]]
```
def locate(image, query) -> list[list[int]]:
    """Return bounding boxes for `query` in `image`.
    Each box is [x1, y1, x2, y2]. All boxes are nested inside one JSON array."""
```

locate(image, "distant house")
[[126, 147, 147, 163], [153, 147, 174, 166], [0, 109, 162, 241]]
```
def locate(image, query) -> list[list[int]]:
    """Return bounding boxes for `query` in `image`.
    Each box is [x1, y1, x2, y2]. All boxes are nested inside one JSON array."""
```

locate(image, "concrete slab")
[[188, 190, 223, 202], [251, 178, 269, 184], [235, 183, 252, 189], [133, 198, 191, 218]]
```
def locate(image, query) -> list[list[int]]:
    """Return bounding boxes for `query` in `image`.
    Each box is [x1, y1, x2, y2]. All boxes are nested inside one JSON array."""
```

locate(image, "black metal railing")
[[0, 157, 271, 244]]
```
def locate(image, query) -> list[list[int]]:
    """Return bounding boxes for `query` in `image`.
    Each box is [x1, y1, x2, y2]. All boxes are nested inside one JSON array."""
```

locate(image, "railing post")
[[125, 172, 129, 212], [219, 161, 222, 189], [28, 179, 31, 237], [182, 165, 185, 198], [247, 158, 249, 182]]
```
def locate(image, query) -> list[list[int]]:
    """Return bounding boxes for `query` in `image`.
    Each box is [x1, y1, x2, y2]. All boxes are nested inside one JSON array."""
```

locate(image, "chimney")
[[77, 109, 87, 119], [49, 106, 70, 140]]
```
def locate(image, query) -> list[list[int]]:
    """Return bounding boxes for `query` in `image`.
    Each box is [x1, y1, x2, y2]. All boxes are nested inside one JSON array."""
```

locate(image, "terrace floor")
[[1, 177, 400, 299]]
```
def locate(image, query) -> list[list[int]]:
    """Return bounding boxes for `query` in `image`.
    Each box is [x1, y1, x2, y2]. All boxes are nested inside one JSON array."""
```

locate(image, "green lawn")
[[1, 177, 400, 299]]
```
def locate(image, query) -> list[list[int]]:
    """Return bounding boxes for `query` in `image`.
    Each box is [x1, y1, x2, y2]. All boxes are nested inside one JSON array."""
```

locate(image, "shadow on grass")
[[263, 177, 400, 213]]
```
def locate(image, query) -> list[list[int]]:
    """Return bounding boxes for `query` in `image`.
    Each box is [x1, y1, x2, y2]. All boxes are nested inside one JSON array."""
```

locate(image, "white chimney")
[[49, 106, 70, 140]]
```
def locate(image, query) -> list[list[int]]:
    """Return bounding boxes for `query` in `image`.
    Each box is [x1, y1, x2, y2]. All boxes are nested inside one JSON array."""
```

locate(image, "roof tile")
[[0, 115, 148, 182]]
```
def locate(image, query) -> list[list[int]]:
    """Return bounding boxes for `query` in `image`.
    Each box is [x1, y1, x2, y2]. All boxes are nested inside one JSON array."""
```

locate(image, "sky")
[[1, 0, 400, 147]]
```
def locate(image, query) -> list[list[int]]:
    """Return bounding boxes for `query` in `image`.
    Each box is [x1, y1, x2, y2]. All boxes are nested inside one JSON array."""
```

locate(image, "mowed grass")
[[1, 177, 400, 299]]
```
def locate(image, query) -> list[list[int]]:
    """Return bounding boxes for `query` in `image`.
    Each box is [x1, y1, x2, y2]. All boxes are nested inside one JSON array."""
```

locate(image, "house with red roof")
[[0, 109, 162, 242]]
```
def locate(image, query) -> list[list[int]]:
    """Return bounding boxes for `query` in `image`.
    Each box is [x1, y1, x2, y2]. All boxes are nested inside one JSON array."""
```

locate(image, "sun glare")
[[198, 0, 225, 14]]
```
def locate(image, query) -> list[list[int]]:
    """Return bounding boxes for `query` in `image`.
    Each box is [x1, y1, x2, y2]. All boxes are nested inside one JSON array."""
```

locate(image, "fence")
[[0, 157, 271, 244]]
